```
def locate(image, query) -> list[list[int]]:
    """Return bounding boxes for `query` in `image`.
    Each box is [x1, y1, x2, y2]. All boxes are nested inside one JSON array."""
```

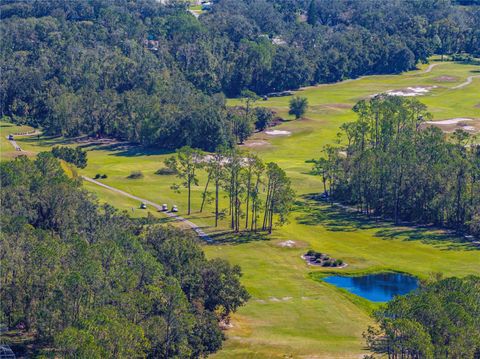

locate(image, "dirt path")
[[422, 63, 438, 74], [451, 74, 480, 89], [82, 176, 212, 242]]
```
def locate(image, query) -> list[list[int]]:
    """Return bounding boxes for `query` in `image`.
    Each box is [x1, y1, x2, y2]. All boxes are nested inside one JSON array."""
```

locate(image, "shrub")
[[322, 261, 332, 267], [306, 249, 316, 256], [101, 174, 107, 179], [127, 171, 144, 179], [155, 167, 177, 175], [314, 252, 323, 259], [94, 174, 101, 179], [51, 146, 87, 168], [334, 259, 343, 266]]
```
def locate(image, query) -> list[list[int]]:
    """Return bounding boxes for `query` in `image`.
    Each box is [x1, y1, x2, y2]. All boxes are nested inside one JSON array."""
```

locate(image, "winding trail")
[[82, 176, 212, 242], [421, 63, 438, 73], [451, 74, 480, 89]]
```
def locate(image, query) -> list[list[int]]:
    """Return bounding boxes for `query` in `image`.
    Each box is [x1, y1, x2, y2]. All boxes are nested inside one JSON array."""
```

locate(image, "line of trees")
[[0, 154, 249, 357], [313, 96, 480, 236], [364, 276, 480, 359], [165, 146, 295, 233]]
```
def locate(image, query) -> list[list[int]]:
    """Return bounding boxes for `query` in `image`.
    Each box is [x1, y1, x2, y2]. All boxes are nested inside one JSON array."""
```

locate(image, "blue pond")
[[322, 273, 419, 302]]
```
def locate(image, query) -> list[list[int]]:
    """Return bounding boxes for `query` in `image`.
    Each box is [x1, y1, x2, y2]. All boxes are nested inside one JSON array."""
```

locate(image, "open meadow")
[[2, 59, 480, 358]]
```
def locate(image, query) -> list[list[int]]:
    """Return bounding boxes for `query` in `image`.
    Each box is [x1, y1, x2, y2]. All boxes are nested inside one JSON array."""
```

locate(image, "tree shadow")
[[296, 193, 478, 251], [208, 230, 271, 245]]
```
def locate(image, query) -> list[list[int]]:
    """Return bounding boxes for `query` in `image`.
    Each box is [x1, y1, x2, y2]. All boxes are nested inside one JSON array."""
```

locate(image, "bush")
[[127, 171, 144, 179], [306, 249, 316, 256], [51, 146, 88, 168], [322, 261, 332, 267], [334, 259, 343, 266], [314, 252, 323, 259], [101, 174, 107, 179], [155, 167, 177, 175], [94, 174, 101, 179]]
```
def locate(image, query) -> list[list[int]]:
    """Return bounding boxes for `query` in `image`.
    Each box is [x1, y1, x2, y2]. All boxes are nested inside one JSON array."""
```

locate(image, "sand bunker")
[[463, 126, 476, 131], [384, 86, 437, 97], [426, 118, 472, 125], [265, 130, 291, 136], [278, 240, 296, 248]]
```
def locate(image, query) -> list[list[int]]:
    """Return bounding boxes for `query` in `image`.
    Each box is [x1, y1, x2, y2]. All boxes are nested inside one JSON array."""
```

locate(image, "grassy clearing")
[[3, 60, 480, 358]]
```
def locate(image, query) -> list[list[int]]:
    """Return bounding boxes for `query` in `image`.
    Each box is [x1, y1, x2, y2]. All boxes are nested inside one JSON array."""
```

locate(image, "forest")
[[1, 0, 479, 148], [313, 96, 480, 236], [0, 154, 249, 357]]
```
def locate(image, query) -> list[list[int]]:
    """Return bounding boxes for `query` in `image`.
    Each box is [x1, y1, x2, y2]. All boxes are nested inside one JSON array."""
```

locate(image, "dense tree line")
[[0, 154, 249, 357], [313, 96, 480, 236], [1, 0, 479, 147], [166, 146, 294, 233], [364, 276, 480, 358]]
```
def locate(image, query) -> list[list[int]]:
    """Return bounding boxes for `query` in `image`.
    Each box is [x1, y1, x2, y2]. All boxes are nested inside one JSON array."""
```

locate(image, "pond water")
[[322, 273, 419, 302]]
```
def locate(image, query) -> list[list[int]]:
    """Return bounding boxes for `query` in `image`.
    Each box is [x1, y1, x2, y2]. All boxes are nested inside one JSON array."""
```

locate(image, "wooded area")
[[1, 0, 479, 148], [313, 96, 480, 236], [0, 155, 249, 357]]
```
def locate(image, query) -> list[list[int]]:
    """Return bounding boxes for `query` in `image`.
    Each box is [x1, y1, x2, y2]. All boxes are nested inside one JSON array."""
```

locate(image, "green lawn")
[[3, 59, 480, 358]]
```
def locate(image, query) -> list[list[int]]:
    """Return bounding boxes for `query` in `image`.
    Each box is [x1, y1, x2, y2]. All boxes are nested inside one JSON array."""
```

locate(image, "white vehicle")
[[162, 204, 168, 211], [171, 205, 178, 212]]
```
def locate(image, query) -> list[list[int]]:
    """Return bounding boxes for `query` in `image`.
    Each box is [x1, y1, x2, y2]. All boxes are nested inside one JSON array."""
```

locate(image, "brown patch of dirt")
[[324, 103, 352, 109], [434, 75, 458, 82], [242, 140, 270, 148], [475, 103, 480, 109]]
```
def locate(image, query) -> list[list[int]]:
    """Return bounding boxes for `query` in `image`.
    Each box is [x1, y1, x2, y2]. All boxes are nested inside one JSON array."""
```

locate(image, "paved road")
[[82, 176, 212, 242], [452, 74, 480, 89], [5, 130, 41, 152]]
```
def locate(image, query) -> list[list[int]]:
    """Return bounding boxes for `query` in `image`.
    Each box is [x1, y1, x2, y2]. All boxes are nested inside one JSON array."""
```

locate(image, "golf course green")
[[2, 59, 479, 358]]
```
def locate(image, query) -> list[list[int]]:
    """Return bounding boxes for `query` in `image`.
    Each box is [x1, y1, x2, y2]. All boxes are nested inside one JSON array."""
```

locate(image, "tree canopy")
[[1, 0, 479, 148], [0, 154, 249, 357]]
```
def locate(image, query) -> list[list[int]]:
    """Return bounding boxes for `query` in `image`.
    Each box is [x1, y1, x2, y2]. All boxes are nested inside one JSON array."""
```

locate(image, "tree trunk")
[[200, 174, 211, 212]]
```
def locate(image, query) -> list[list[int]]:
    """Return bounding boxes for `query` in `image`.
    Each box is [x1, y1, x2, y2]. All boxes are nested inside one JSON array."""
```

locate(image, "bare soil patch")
[[242, 140, 270, 148], [434, 75, 458, 82]]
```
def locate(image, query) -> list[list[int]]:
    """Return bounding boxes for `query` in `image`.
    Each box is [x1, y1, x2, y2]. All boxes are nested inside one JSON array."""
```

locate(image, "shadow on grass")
[[296, 193, 478, 251], [19, 134, 174, 157], [208, 230, 271, 245]]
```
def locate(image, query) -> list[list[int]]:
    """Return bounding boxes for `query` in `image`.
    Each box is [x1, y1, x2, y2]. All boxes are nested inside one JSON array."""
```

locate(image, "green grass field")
[[3, 59, 480, 358]]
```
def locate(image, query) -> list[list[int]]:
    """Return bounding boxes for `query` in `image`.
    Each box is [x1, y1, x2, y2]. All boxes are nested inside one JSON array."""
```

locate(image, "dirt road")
[[452, 74, 480, 89]]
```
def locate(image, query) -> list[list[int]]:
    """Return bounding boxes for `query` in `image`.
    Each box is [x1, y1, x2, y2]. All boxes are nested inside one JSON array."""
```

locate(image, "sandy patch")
[[425, 118, 473, 125], [434, 75, 458, 82], [265, 130, 291, 136], [278, 240, 296, 248], [242, 140, 269, 148], [425, 118, 480, 133], [269, 297, 281, 302], [387, 86, 437, 97], [475, 103, 480, 109], [373, 86, 437, 98]]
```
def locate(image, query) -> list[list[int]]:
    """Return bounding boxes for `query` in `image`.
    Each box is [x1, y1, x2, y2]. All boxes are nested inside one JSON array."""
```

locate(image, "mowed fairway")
[[4, 60, 480, 358]]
